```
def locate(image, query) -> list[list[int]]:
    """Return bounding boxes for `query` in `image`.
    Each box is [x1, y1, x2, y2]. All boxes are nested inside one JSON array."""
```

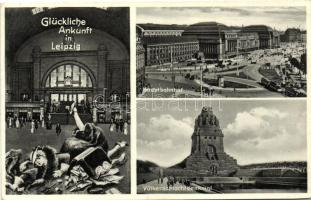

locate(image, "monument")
[[186, 106, 238, 175]]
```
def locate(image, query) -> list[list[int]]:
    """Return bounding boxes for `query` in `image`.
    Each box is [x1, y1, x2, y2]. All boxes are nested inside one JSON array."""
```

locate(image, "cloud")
[[137, 7, 306, 30], [137, 114, 193, 167], [223, 107, 306, 165]]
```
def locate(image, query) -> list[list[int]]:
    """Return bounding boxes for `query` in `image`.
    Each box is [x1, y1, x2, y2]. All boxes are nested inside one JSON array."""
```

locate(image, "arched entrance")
[[44, 64, 94, 113], [209, 164, 218, 176]]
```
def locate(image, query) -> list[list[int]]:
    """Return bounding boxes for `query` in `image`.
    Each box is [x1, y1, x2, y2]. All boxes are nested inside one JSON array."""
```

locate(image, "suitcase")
[[69, 147, 111, 178]]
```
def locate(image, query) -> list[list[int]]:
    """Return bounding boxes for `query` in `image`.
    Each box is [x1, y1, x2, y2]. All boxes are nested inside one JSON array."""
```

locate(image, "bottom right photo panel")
[[136, 100, 307, 194]]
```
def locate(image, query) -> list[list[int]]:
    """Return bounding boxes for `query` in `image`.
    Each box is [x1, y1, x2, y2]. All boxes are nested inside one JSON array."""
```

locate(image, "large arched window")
[[45, 64, 93, 88]]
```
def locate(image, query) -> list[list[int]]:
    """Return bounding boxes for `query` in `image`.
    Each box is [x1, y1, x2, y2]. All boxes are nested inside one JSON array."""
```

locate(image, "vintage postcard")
[[0, 1, 310, 200]]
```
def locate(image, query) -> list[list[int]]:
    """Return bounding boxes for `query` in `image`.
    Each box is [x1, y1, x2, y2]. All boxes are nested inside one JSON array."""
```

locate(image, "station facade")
[[6, 8, 130, 123]]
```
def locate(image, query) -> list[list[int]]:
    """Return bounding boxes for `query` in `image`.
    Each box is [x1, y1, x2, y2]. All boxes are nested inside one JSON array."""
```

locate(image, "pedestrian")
[[12, 116, 16, 128], [20, 117, 24, 127], [41, 118, 45, 128], [15, 118, 20, 129], [115, 114, 120, 133], [123, 120, 128, 135], [109, 118, 115, 132], [115, 120, 120, 133], [35, 120, 38, 130], [31, 120, 35, 134], [56, 123, 62, 136], [119, 119, 124, 134], [8, 117, 12, 128]]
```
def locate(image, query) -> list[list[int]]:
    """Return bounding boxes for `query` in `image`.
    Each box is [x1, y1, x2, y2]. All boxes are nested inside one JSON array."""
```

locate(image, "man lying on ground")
[[6, 102, 127, 192]]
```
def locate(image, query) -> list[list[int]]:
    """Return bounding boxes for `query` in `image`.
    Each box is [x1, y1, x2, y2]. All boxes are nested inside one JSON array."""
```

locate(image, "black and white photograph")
[[136, 7, 307, 98], [5, 7, 130, 194], [137, 100, 307, 193]]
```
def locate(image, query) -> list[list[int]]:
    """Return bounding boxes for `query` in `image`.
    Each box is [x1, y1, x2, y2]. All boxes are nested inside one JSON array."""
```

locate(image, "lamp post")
[[103, 88, 107, 103], [236, 40, 240, 76], [125, 92, 129, 121], [170, 46, 176, 97], [200, 64, 203, 98]]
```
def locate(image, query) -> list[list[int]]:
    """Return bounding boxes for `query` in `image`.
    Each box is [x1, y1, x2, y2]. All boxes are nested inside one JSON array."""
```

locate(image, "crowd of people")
[[6, 114, 54, 134], [6, 110, 129, 136], [109, 113, 128, 135]]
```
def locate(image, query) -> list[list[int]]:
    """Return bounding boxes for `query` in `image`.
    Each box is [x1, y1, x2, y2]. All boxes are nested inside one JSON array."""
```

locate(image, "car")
[[251, 60, 257, 64]]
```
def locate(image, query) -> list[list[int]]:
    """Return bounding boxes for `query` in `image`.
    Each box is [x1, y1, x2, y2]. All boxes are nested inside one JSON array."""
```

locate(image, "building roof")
[[137, 23, 187, 31], [141, 36, 198, 45], [242, 25, 273, 32], [184, 22, 229, 34], [285, 28, 301, 34], [241, 25, 276, 39]]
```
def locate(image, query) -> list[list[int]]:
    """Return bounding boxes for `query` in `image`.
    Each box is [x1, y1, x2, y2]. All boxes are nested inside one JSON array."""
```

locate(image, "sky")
[[137, 100, 307, 167], [137, 7, 306, 31]]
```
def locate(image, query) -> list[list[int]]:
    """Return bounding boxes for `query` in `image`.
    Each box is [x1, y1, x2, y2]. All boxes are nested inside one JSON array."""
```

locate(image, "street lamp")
[[200, 64, 203, 98], [103, 88, 107, 103], [170, 46, 176, 97], [125, 92, 129, 121]]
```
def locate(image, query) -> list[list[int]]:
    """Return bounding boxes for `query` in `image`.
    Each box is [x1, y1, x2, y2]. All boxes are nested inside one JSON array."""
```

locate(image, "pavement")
[[242, 64, 264, 82]]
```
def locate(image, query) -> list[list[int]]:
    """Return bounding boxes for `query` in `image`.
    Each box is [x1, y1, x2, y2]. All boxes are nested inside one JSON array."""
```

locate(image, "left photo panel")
[[5, 7, 130, 194]]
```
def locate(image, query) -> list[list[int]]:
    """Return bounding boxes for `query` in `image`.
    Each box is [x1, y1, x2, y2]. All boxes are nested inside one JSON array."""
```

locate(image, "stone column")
[[97, 43, 109, 98], [32, 46, 41, 101]]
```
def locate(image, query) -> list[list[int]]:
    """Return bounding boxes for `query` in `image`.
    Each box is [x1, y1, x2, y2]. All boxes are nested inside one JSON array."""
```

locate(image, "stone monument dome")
[[186, 107, 238, 175]]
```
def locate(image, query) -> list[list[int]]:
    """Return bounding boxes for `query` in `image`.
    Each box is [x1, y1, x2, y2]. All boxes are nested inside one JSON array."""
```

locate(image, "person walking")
[[31, 120, 35, 134], [56, 123, 62, 136], [109, 118, 115, 132], [12, 116, 16, 128], [123, 120, 128, 135], [15, 118, 20, 129], [34, 120, 38, 131], [8, 117, 12, 128], [41, 118, 45, 128], [119, 118, 124, 134], [115, 115, 120, 133]]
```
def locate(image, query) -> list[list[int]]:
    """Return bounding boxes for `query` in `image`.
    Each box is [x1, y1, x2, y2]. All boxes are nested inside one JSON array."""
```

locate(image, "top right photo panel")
[[136, 7, 307, 98]]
